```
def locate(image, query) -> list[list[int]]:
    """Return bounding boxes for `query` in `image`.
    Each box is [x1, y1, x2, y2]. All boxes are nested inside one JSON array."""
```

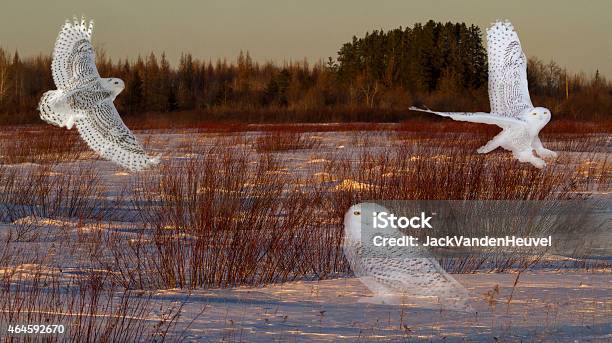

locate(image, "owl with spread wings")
[[411, 20, 558, 168], [38, 17, 159, 171]]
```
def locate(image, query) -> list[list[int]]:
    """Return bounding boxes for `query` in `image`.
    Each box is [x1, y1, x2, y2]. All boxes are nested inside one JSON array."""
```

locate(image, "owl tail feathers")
[[39, 90, 68, 127]]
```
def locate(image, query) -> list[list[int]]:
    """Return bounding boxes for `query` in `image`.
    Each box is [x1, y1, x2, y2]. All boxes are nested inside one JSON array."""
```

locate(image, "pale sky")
[[1, 0, 610, 76]]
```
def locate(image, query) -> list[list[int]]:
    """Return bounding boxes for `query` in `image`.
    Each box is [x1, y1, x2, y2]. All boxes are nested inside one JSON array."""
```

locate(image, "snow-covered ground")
[[0, 128, 609, 341], [157, 271, 611, 342]]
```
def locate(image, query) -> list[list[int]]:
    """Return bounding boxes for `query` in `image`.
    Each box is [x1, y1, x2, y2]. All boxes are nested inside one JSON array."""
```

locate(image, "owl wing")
[[377, 223, 471, 306], [360, 225, 469, 301], [51, 17, 99, 90], [409, 107, 525, 129], [75, 98, 159, 171], [486, 20, 533, 118], [367, 257, 470, 301]]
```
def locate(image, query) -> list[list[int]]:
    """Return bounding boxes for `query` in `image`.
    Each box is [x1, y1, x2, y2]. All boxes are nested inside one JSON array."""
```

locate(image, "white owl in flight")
[[38, 17, 159, 171], [343, 203, 473, 311], [410, 20, 557, 168]]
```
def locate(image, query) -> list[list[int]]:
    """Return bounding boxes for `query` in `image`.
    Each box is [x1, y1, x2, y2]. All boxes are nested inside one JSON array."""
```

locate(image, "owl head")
[[521, 107, 551, 132], [344, 202, 389, 242], [103, 78, 125, 96]]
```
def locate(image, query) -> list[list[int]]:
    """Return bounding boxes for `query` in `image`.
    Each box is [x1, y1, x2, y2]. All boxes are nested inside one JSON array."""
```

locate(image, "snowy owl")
[[410, 20, 557, 169], [38, 17, 159, 171], [343, 203, 472, 311]]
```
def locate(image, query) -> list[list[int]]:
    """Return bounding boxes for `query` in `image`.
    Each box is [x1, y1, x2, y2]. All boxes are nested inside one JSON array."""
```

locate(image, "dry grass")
[[326, 144, 587, 201], [320, 134, 608, 272], [0, 267, 182, 342], [126, 115, 612, 134], [0, 178, 182, 341], [87, 130, 610, 289], [0, 123, 608, 340], [93, 129, 611, 286], [96, 147, 343, 289], [0, 163, 104, 223], [255, 131, 322, 153], [0, 126, 85, 164]]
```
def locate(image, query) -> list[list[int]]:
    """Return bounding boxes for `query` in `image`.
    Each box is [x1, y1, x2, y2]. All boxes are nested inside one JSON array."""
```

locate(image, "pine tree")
[[159, 53, 176, 111], [125, 68, 144, 114], [145, 52, 160, 112], [0, 49, 9, 109]]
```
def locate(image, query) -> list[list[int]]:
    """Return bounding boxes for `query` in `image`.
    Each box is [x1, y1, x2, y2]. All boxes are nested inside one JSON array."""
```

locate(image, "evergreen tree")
[[125, 68, 144, 114]]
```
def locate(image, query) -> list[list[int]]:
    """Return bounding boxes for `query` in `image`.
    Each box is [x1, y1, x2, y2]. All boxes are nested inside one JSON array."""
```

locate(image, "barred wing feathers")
[[409, 107, 524, 129], [76, 100, 159, 171], [486, 20, 533, 118], [51, 17, 99, 90]]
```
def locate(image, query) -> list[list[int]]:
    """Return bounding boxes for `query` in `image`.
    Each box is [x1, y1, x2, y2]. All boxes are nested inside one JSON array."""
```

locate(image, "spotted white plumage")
[[343, 203, 473, 311], [410, 20, 557, 168], [51, 17, 98, 90], [487, 20, 533, 118], [38, 17, 159, 171]]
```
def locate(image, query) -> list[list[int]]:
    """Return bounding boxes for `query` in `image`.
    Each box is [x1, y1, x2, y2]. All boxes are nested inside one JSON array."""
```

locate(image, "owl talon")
[[536, 148, 558, 159], [63, 114, 85, 130], [531, 159, 546, 169], [63, 116, 75, 130]]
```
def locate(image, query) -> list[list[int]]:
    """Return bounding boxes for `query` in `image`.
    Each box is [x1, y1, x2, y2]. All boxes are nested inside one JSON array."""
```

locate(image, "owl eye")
[[114, 82, 119, 85], [532, 112, 537, 115], [353, 211, 361, 216]]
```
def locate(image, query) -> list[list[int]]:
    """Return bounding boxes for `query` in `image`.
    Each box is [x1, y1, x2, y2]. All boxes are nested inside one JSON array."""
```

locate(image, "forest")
[[0, 20, 609, 125]]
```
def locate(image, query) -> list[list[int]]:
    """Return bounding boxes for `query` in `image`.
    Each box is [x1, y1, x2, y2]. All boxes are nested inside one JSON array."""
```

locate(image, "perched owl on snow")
[[343, 203, 473, 311], [411, 20, 557, 169], [38, 17, 159, 171]]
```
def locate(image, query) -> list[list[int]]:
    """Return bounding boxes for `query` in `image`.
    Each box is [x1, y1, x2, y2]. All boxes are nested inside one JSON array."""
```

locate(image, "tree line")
[[0, 20, 609, 125]]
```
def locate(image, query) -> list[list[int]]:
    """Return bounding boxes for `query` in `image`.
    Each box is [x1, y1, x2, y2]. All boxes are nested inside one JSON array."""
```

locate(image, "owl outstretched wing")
[[486, 20, 533, 118], [51, 17, 99, 90], [76, 99, 159, 171], [409, 107, 525, 129]]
